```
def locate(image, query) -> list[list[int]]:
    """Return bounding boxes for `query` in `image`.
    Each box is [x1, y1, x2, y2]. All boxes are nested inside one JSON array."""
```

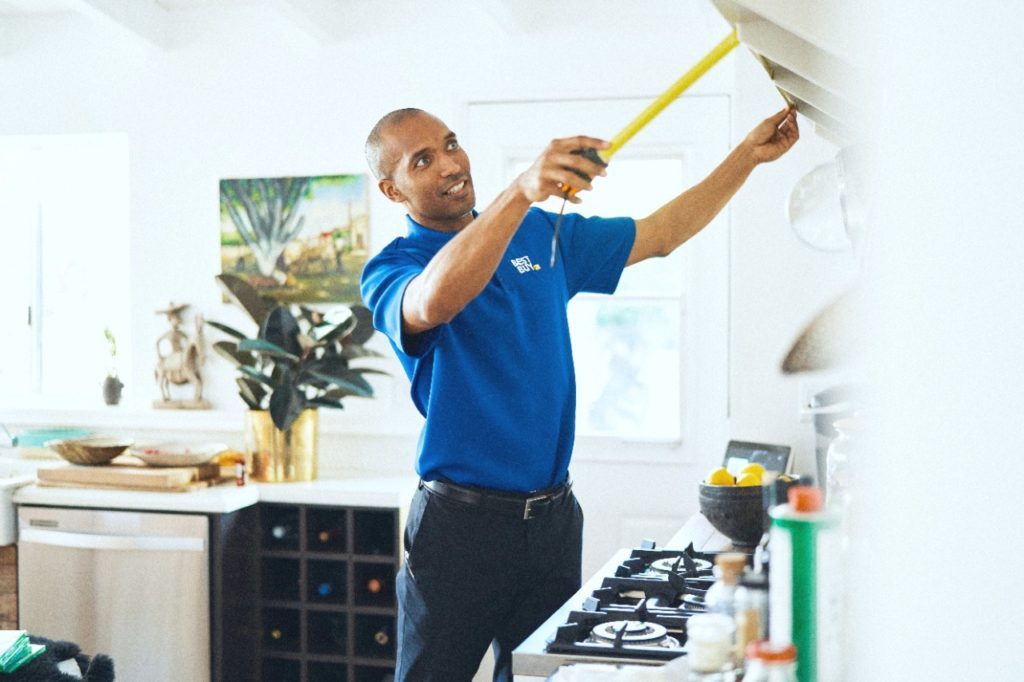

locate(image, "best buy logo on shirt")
[[511, 256, 541, 273]]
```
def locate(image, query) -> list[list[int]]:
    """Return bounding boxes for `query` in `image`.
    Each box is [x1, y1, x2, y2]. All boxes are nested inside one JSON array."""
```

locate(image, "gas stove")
[[514, 539, 751, 675], [544, 540, 731, 663]]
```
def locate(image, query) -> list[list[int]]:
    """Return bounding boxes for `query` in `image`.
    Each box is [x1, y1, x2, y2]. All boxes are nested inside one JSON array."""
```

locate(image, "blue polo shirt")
[[360, 207, 635, 492]]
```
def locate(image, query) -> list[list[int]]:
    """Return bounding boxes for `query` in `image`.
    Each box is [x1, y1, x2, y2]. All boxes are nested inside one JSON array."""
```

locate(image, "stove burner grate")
[[649, 556, 713, 575], [590, 620, 670, 645]]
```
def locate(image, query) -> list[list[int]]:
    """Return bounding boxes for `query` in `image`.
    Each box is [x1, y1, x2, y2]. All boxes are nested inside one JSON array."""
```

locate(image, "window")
[[0, 134, 131, 405], [469, 97, 730, 442], [511, 158, 686, 439]]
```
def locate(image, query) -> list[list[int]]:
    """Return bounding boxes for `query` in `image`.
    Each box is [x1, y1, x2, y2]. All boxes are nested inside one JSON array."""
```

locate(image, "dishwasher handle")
[[19, 527, 205, 552]]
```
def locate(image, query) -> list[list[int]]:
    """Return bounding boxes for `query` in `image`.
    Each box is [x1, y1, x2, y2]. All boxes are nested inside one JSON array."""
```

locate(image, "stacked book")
[[0, 631, 44, 674]]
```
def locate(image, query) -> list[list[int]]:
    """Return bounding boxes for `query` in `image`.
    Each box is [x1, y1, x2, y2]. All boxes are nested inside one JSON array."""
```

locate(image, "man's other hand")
[[743, 107, 800, 164]]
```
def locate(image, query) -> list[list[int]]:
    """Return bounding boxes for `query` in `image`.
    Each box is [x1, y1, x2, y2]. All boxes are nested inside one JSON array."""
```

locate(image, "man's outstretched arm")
[[627, 107, 799, 266]]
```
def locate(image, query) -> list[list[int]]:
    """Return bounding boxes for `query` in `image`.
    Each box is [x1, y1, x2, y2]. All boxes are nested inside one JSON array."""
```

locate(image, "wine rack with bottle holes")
[[258, 503, 399, 682]]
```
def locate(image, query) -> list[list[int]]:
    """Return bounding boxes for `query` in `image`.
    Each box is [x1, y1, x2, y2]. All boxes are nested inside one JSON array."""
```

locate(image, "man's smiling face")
[[378, 112, 476, 232]]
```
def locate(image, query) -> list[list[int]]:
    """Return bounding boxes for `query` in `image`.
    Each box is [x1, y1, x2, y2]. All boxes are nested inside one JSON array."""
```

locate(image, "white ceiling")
[[0, 0, 257, 11], [0, 0, 437, 48], [0, 0, 72, 13], [0, 0, 610, 47], [0, 0, 721, 53]]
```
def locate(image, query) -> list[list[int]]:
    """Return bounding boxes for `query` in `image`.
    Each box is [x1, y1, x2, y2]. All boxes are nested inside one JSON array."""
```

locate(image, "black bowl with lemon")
[[698, 464, 793, 548]]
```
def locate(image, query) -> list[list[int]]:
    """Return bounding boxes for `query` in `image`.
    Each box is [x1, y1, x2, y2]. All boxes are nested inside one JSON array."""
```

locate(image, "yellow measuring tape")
[[550, 29, 739, 266], [602, 28, 739, 161]]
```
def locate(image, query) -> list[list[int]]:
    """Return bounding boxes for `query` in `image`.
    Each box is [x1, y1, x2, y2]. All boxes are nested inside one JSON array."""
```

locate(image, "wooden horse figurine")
[[153, 302, 209, 409]]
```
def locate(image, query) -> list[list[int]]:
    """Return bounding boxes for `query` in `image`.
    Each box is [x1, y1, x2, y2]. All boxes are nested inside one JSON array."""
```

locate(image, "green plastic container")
[[768, 486, 842, 682]]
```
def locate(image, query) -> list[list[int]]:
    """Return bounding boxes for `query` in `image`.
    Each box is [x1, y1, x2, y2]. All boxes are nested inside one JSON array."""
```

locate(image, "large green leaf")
[[301, 356, 343, 374], [320, 387, 352, 401], [296, 305, 324, 327], [350, 367, 390, 376], [205, 320, 247, 340], [236, 377, 265, 409], [307, 396, 346, 410], [313, 314, 358, 345], [260, 306, 303, 358], [216, 274, 276, 327], [238, 364, 273, 387], [302, 369, 373, 397], [213, 340, 256, 368], [347, 305, 375, 345], [269, 371, 306, 431], [341, 345, 386, 360], [238, 338, 300, 363]]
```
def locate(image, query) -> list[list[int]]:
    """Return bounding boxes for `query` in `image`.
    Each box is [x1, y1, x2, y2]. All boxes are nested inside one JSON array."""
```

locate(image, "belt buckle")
[[523, 493, 550, 520]]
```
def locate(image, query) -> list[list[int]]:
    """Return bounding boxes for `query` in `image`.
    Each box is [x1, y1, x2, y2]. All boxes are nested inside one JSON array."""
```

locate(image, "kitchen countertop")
[[513, 513, 731, 679], [12, 481, 260, 513], [12, 473, 420, 514]]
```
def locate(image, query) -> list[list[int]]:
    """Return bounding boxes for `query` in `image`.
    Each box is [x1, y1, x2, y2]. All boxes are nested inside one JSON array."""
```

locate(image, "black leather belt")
[[420, 477, 572, 520]]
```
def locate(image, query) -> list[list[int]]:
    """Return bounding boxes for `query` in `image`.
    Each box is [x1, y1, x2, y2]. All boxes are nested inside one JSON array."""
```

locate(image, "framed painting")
[[219, 174, 369, 304]]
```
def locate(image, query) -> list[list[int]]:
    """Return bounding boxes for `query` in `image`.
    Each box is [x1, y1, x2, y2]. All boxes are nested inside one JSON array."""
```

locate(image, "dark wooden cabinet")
[[210, 505, 263, 682], [257, 503, 399, 682]]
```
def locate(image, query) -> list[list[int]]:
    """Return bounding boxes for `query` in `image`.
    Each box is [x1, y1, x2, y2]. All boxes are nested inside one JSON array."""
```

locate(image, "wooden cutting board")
[[37, 460, 221, 490], [37, 476, 233, 493]]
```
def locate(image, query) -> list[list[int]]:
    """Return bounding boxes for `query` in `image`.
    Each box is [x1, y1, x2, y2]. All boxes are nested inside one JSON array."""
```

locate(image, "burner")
[[650, 556, 712, 574], [541, 542, 750, 665], [587, 620, 681, 649]]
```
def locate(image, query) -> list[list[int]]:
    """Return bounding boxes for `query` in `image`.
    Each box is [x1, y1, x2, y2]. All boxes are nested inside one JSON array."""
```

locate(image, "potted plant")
[[207, 274, 384, 481], [102, 327, 124, 405]]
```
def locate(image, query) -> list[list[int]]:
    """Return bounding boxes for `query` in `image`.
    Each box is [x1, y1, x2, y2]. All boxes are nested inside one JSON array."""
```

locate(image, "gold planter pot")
[[245, 408, 318, 482]]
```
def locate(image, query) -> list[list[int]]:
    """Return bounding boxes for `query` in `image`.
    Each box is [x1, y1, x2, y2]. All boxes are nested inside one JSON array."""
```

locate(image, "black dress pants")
[[394, 481, 584, 682]]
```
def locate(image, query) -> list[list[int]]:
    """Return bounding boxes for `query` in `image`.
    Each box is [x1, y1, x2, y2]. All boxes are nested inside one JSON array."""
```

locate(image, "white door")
[[466, 97, 732, 576]]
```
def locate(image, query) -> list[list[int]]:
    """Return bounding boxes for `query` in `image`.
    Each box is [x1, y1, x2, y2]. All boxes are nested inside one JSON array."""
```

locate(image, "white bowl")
[[130, 442, 227, 467]]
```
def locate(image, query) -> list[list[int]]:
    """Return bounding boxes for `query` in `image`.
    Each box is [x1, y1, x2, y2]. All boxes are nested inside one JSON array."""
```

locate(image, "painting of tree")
[[219, 174, 369, 304]]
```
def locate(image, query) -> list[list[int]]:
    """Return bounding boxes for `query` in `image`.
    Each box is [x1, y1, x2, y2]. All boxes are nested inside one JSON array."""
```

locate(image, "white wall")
[[729, 54, 859, 478], [848, 4, 1024, 680], [0, 1, 842, 523]]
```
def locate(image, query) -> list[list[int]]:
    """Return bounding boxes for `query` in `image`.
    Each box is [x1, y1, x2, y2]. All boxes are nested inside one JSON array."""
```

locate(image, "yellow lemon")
[[739, 462, 766, 477], [736, 472, 762, 487], [706, 467, 735, 486]]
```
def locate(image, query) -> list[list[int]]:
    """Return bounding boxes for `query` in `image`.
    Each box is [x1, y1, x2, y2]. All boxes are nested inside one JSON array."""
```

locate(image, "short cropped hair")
[[365, 108, 427, 180]]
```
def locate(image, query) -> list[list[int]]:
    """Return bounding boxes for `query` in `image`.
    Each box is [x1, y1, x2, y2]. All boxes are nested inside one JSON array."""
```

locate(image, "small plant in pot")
[[102, 327, 124, 405], [207, 274, 385, 481]]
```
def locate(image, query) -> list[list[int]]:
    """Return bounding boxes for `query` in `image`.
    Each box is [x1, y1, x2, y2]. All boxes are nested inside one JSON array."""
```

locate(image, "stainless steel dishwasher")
[[17, 506, 210, 682]]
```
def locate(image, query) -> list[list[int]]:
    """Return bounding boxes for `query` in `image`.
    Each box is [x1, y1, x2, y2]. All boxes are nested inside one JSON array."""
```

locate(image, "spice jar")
[[686, 613, 736, 681], [705, 552, 747, 618], [734, 571, 769, 661], [743, 641, 797, 682]]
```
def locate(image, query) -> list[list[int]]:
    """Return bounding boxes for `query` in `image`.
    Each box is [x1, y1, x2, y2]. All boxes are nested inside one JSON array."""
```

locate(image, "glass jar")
[[734, 571, 769, 658], [743, 641, 797, 682], [686, 613, 736, 681], [704, 553, 747, 668], [704, 552, 747, 617], [826, 417, 858, 509]]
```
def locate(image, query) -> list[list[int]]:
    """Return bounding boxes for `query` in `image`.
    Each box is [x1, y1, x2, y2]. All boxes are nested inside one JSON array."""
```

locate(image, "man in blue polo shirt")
[[360, 106, 798, 681]]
